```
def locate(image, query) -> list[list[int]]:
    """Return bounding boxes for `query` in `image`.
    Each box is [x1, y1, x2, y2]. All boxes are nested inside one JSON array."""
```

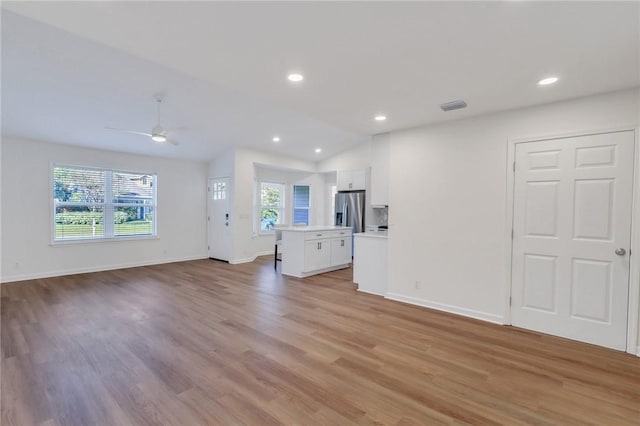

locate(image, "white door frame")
[[504, 126, 640, 355]]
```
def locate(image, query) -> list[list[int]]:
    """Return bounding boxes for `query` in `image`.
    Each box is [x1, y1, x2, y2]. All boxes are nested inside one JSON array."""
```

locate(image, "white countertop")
[[354, 231, 388, 239], [278, 225, 351, 232]]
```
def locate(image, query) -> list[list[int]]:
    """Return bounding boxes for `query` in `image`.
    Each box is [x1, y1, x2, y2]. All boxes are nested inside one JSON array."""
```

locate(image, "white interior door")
[[208, 177, 231, 261], [511, 131, 634, 350]]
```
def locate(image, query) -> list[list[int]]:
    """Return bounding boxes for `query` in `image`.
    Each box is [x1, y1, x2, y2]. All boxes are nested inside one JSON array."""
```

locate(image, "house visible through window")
[[293, 185, 310, 225], [259, 182, 284, 232], [53, 165, 157, 241]]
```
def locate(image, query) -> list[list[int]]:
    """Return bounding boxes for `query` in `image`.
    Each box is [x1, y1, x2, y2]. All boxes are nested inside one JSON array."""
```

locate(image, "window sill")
[[50, 234, 159, 246]]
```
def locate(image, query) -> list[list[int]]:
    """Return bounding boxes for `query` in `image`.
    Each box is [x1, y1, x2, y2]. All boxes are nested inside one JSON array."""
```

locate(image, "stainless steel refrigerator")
[[334, 190, 365, 256]]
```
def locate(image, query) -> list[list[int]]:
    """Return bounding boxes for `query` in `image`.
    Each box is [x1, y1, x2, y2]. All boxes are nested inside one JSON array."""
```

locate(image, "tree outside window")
[[260, 182, 284, 232]]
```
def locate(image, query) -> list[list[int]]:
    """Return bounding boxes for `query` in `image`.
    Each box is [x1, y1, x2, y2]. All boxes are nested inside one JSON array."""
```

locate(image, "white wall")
[[317, 139, 372, 173], [386, 88, 640, 326], [1, 136, 209, 282]]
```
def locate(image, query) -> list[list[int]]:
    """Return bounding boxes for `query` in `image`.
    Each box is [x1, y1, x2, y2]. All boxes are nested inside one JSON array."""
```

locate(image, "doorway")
[[509, 130, 636, 351], [208, 177, 231, 262]]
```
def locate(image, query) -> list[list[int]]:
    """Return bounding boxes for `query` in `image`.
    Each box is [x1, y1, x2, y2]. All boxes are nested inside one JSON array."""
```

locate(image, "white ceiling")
[[2, 1, 639, 162]]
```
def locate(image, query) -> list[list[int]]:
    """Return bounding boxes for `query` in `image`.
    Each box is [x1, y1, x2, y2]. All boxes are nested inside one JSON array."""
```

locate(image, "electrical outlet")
[[414, 280, 420, 290]]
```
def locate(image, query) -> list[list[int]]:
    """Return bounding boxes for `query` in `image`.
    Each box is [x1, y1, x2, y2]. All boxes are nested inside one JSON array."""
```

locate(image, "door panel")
[[570, 258, 611, 322], [523, 254, 557, 312], [573, 179, 614, 240], [511, 131, 634, 350], [575, 145, 616, 168], [527, 149, 561, 170], [524, 181, 559, 237]]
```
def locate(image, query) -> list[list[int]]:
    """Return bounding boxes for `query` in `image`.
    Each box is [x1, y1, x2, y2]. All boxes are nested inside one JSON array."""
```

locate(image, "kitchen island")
[[281, 225, 352, 278]]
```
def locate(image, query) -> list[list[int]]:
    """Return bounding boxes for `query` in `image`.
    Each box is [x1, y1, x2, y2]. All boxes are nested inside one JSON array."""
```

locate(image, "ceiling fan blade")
[[167, 138, 180, 146], [105, 127, 152, 137]]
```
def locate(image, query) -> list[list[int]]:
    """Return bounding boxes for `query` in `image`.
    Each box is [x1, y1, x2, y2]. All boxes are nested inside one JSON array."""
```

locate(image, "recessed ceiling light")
[[374, 115, 387, 121], [315, 148, 322, 153], [272, 136, 280, 142], [538, 76, 559, 86], [288, 73, 304, 82]]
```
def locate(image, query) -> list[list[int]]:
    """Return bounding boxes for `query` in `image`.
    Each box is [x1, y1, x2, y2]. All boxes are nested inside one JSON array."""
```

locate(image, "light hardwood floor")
[[2, 257, 639, 425]]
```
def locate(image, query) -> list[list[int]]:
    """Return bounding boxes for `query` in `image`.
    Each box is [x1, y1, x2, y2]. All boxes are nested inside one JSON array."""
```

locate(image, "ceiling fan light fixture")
[[151, 134, 167, 143]]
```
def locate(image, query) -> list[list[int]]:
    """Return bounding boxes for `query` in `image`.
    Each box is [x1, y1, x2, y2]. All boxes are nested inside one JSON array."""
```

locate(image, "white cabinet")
[[370, 133, 390, 206], [282, 226, 352, 278], [353, 233, 387, 296], [304, 239, 331, 272], [331, 236, 351, 266], [337, 169, 366, 191]]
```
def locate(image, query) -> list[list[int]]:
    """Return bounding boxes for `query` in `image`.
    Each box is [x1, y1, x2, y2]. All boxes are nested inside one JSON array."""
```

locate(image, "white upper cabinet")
[[337, 169, 366, 191], [370, 133, 390, 206]]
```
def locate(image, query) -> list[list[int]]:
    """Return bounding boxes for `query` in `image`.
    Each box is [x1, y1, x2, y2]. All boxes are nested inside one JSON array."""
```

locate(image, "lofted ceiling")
[[2, 1, 639, 162]]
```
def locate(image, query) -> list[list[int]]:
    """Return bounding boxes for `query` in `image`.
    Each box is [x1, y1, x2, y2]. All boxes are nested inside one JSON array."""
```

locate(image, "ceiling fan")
[[106, 96, 180, 145]]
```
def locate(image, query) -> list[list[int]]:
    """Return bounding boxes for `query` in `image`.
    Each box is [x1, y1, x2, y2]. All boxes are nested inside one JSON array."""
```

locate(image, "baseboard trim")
[[385, 292, 505, 325], [1, 255, 207, 283], [228, 251, 273, 265], [357, 288, 385, 297]]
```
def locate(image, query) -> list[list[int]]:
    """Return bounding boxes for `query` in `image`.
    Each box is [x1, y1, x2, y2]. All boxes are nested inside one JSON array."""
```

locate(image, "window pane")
[[293, 185, 310, 208], [55, 206, 105, 239], [261, 183, 282, 208], [260, 208, 282, 231], [113, 172, 154, 204], [293, 208, 309, 225], [114, 206, 153, 236], [54, 167, 105, 203]]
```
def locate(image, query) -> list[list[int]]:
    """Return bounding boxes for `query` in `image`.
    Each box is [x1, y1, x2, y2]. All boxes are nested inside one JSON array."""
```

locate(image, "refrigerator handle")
[[344, 202, 348, 225]]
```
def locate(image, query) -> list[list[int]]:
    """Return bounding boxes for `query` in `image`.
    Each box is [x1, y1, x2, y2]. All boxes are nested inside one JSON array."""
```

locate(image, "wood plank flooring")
[[2, 257, 639, 425]]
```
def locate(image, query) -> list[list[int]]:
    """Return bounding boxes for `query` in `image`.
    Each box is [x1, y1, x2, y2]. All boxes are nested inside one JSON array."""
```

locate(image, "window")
[[259, 182, 284, 233], [211, 180, 226, 200], [292, 185, 310, 225], [53, 165, 156, 241]]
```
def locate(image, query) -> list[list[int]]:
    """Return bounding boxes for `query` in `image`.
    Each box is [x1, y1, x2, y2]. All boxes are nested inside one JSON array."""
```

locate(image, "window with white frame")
[[53, 165, 156, 241], [292, 185, 310, 225], [259, 182, 284, 233]]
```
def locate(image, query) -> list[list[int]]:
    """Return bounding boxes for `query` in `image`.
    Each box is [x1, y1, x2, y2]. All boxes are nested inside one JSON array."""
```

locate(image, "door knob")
[[615, 248, 626, 256]]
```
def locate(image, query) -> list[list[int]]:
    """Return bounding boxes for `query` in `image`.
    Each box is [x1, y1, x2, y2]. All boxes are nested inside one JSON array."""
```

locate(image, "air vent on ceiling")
[[440, 100, 467, 112]]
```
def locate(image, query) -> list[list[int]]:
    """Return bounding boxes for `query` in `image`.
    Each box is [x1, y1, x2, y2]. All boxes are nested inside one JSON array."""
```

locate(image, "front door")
[[208, 177, 231, 261], [511, 131, 634, 350]]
